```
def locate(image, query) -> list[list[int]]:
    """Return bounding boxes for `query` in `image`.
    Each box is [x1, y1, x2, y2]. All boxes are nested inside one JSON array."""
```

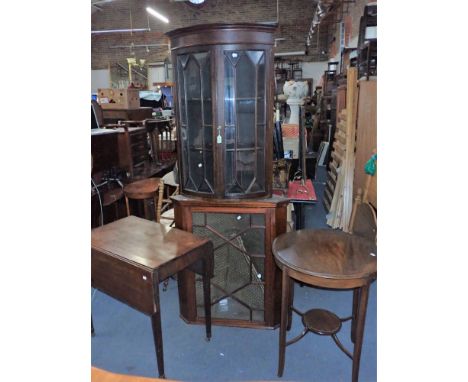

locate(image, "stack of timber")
[[323, 109, 347, 212], [326, 67, 358, 231]]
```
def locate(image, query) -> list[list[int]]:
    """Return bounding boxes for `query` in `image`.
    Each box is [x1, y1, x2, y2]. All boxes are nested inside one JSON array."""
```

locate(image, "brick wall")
[[91, 0, 316, 69], [327, 0, 376, 60]]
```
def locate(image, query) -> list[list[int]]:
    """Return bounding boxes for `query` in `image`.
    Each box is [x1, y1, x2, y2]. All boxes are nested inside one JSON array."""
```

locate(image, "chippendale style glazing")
[[167, 24, 276, 199]]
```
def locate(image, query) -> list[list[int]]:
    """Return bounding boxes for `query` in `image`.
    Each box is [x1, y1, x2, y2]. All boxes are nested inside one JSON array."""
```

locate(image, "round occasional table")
[[272, 229, 377, 382]]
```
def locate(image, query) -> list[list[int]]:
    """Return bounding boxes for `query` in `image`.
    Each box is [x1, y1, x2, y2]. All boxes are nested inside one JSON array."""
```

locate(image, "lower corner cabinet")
[[173, 195, 288, 328]]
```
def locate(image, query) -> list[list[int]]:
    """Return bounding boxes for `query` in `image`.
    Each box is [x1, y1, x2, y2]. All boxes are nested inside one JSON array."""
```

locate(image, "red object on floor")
[[287, 179, 317, 201]]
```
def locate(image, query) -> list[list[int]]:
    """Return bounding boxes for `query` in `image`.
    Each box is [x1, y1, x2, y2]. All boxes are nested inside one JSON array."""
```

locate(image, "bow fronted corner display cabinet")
[[167, 23, 276, 199], [167, 23, 288, 329]]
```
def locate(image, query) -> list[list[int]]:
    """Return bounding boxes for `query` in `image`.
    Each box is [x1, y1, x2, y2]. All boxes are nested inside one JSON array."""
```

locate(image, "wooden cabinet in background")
[[102, 107, 153, 124]]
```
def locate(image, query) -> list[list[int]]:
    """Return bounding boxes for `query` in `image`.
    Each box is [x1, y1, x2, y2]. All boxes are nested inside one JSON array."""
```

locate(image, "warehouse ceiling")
[[91, 0, 351, 68]]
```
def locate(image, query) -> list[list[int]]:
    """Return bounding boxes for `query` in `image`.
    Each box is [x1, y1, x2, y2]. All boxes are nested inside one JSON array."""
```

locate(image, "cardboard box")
[[97, 88, 140, 110]]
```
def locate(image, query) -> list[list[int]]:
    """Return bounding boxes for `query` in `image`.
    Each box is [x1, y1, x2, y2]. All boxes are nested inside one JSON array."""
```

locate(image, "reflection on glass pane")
[[188, 149, 204, 190], [204, 100, 212, 125], [225, 151, 240, 194], [256, 53, 265, 100], [205, 212, 250, 235], [177, 58, 187, 125], [204, 124, 212, 149], [252, 310, 264, 322], [246, 51, 264, 66], [181, 126, 190, 189], [241, 228, 265, 255], [204, 149, 214, 190], [196, 52, 212, 125], [256, 98, 265, 125], [193, 210, 266, 323], [186, 57, 202, 149], [252, 256, 265, 282], [178, 51, 213, 194], [236, 53, 255, 99], [256, 123, 265, 149], [236, 99, 255, 148], [237, 150, 255, 190], [251, 214, 265, 226], [222, 50, 268, 196], [225, 125, 235, 149], [192, 212, 205, 226], [233, 284, 264, 311], [256, 148, 265, 190], [224, 56, 234, 127]]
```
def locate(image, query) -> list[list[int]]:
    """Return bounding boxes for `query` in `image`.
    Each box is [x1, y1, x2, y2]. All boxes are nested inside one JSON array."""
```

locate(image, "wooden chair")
[[158, 171, 179, 228], [123, 177, 164, 222], [92, 100, 124, 129], [349, 156, 377, 242], [153, 171, 180, 291]]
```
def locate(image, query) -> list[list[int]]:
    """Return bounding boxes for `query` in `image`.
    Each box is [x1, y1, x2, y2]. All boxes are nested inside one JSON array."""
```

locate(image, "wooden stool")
[[123, 177, 163, 222], [273, 229, 377, 382]]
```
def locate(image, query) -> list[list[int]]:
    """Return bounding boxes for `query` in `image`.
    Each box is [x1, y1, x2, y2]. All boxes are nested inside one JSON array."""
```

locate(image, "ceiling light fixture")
[[274, 51, 306, 57], [146, 7, 169, 23], [92, 28, 150, 34]]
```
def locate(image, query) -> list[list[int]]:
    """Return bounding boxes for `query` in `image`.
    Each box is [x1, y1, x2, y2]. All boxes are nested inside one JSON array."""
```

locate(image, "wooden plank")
[[328, 170, 337, 182], [336, 86, 347, 126], [333, 138, 345, 149], [330, 160, 339, 174], [331, 150, 343, 164], [334, 142, 345, 157], [324, 188, 333, 206], [335, 130, 346, 145], [340, 109, 347, 120], [337, 121, 347, 132], [341, 67, 358, 231], [353, 79, 377, 205]]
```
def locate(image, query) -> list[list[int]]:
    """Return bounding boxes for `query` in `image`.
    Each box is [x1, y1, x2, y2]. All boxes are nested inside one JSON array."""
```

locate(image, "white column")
[[283, 80, 309, 124]]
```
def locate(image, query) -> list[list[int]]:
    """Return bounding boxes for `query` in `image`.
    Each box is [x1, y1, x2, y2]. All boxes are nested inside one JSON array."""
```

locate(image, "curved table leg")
[[278, 269, 291, 377]]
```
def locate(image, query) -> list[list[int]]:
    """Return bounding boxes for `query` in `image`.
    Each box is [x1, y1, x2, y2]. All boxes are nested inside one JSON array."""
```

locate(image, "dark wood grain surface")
[[91, 215, 213, 378], [273, 229, 376, 281], [92, 216, 210, 272], [123, 178, 161, 200], [168, 23, 276, 199]]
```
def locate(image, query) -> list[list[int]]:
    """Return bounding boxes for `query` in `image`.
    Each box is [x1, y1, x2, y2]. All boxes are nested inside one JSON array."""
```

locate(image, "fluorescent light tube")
[[92, 28, 150, 34], [146, 7, 169, 23], [274, 51, 306, 57]]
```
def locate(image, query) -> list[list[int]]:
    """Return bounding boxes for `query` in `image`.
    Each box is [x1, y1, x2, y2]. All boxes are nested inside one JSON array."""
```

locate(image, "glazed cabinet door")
[[192, 210, 267, 323], [175, 51, 215, 195], [223, 49, 268, 197]]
